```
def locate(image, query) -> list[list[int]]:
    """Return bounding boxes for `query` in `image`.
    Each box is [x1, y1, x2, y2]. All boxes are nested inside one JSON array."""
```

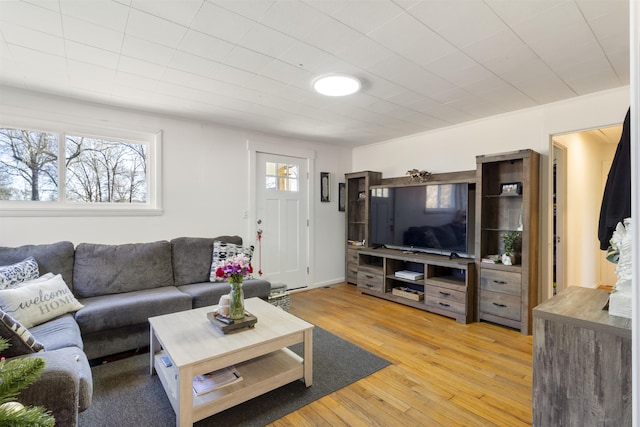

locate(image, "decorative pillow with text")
[[209, 242, 254, 282], [0, 274, 84, 328], [0, 257, 39, 289]]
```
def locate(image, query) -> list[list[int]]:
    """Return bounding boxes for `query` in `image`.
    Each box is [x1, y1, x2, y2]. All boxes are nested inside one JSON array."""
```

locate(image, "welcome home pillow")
[[0, 309, 45, 357], [0, 274, 84, 328], [0, 257, 39, 289], [209, 241, 254, 282]]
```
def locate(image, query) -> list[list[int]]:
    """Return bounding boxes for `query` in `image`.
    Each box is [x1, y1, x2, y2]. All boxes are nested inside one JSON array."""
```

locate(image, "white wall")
[[352, 86, 630, 302], [0, 87, 352, 288]]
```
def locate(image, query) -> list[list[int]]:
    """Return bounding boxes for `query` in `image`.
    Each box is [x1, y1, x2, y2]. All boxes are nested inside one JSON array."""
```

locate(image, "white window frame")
[[0, 115, 162, 217]]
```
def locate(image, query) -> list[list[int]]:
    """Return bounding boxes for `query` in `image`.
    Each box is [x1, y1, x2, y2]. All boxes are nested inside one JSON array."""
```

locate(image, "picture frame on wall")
[[338, 183, 345, 211], [321, 172, 330, 202]]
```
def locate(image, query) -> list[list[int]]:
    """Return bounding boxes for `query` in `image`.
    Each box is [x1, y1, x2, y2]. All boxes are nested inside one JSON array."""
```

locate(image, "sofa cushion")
[[209, 241, 254, 282], [0, 257, 39, 289], [0, 309, 45, 357], [171, 236, 243, 286], [0, 274, 84, 328], [30, 313, 84, 351], [0, 241, 75, 290], [179, 278, 271, 309], [75, 287, 192, 334], [73, 241, 174, 298]]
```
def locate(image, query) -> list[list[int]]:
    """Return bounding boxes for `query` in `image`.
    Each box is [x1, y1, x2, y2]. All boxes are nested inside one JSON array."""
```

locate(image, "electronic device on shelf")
[[394, 270, 424, 280], [369, 182, 475, 258]]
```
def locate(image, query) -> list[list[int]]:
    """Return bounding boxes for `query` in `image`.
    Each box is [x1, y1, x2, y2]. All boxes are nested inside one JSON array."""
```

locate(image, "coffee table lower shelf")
[[153, 349, 304, 421]]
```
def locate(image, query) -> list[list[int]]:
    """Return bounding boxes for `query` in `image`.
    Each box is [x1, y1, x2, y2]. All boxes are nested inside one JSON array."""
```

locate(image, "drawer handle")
[[366, 284, 374, 288], [438, 302, 451, 308], [439, 291, 451, 297], [492, 302, 507, 308], [492, 280, 507, 285], [365, 275, 374, 279]]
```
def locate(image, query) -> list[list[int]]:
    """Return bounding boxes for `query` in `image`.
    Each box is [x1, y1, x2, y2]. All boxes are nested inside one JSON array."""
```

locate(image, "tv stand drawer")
[[480, 290, 521, 321], [480, 269, 521, 296], [357, 271, 384, 293]]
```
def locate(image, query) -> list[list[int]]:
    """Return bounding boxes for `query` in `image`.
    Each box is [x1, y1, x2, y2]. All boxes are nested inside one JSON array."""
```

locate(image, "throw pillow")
[[0, 257, 39, 289], [209, 242, 254, 282], [0, 274, 84, 328], [0, 309, 45, 357]]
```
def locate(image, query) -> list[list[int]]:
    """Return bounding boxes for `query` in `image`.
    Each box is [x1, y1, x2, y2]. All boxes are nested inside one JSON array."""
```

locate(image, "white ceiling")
[[0, 0, 630, 147]]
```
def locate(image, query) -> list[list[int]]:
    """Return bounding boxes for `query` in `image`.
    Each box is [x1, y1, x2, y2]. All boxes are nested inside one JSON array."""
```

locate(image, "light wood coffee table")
[[149, 297, 313, 427]]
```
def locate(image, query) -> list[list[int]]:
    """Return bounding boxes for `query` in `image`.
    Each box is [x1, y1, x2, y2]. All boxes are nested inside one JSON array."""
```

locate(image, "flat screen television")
[[370, 182, 475, 258]]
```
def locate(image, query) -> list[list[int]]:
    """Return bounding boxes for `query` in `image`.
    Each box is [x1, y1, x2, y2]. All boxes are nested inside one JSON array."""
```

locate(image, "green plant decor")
[[502, 231, 521, 256], [0, 338, 55, 426]]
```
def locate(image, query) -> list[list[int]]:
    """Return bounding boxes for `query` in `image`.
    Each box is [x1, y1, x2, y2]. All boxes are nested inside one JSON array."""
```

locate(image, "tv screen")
[[370, 183, 474, 258]]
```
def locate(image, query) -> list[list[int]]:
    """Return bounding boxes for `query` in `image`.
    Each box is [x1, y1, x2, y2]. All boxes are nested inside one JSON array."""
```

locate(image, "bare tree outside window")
[[65, 136, 147, 203], [0, 128, 59, 201], [0, 127, 148, 205]]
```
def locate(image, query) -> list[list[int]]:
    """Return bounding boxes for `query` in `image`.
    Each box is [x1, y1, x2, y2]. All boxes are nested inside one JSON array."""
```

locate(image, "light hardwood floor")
[[270, 283, 533, 427]]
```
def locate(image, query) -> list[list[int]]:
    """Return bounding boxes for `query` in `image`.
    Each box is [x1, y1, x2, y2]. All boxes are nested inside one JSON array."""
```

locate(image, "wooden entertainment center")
[[345, 149, 539, 333], [356, 247, 475, 324]]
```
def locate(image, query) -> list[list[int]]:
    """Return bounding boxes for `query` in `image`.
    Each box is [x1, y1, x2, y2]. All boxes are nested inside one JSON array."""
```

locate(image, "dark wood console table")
[[532, 286, 631, 426]]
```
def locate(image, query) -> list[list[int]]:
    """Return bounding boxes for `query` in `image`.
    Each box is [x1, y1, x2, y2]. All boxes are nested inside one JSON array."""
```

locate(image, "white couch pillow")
[[209, 242, 254, 282], [0, 257, 39, 289], [0, 274, 84, 328]]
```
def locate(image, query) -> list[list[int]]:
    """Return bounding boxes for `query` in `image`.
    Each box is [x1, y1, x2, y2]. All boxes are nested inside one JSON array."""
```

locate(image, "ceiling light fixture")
[[313, 74, 361, 96]]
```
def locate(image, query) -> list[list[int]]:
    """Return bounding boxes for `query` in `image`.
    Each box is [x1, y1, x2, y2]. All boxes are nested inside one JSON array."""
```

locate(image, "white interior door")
[[255, 152, 309, 289], [553, 142, 567, 295], [600, 159, 617, 286]]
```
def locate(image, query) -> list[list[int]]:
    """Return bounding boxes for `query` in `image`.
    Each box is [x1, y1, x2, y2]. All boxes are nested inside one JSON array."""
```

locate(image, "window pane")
[[426, 186, 438, 208], [439, 184, 453, 207], [65, 135, 147, 203], [426, 184, 454, 209], [266, 162, 276, 175], [264, 161, 299, 193], [266, 176, 276, 189], [0, 128, 59, 201]]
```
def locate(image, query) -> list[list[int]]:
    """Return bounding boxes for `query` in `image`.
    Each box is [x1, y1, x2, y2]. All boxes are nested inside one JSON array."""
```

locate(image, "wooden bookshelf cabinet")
[[356, 248, 475, 324], [475, 149, 540, 334], [344, 171, 381, 284]]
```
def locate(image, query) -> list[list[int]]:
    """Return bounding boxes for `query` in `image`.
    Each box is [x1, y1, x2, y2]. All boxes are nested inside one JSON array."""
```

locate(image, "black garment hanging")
[[598, 107, 631, 250]]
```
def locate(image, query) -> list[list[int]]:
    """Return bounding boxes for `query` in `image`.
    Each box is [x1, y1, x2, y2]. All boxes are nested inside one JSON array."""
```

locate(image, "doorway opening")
[[550, 124, 623, 296]]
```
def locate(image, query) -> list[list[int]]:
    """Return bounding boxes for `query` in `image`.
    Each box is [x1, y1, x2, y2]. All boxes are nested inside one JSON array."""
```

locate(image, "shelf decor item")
[[608, 218, 632, 318], [501, 230, 521, 266], [214, 253, 253, 319], [406, 168, 431, 182], [500, 181, 522, 196]]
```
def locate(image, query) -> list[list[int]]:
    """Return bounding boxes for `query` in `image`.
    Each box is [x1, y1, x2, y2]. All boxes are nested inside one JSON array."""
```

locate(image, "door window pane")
[[265, 161, 299, 192]]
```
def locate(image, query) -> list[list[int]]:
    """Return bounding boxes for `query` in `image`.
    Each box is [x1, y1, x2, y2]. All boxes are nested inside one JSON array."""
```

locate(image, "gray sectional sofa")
[[0, 236, 271, 427]]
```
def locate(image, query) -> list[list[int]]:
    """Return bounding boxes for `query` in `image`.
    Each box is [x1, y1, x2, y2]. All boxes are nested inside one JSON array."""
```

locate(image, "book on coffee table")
[[192, 366, 242, 396]]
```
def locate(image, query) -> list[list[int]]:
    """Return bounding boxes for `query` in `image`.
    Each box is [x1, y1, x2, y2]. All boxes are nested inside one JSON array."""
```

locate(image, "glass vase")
[[228, 280, 245, 320]]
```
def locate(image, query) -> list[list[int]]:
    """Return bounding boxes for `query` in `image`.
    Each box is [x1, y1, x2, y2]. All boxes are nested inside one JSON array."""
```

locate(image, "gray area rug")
[[79, 326, 390, 426]]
